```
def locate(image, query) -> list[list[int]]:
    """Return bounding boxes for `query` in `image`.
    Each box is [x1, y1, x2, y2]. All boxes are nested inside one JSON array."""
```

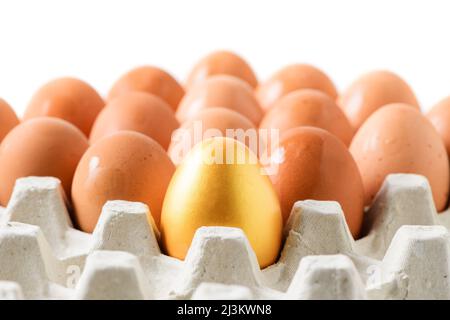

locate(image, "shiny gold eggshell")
[[186, 50, 258, 89], [108, 66, 185, 111], [161, 137, 283, 268]]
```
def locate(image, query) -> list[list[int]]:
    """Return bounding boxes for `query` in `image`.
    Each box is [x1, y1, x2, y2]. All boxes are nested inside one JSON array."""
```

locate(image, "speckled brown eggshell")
[[186, 50, 258, 89], [256, 64, 338, 112], [176, 75, 263, 125], [108, 66, 185, 111], [89, 92, 179, 149], [427, 96, 450, 157], [269, 127, 365, 238], [168, 107, 256, 165], [0, 118, 89, 205], [339, 70, 419, 129], [350, 103, 449, 211], [23, 77, 105, 136], [71, 131, 175, 233], [0, 98, 19, 142], [259, 89, 354, 146]]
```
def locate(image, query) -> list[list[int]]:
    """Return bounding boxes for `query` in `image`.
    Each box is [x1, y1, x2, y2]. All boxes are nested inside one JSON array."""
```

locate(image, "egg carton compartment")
[[0, 174, 449, 300]]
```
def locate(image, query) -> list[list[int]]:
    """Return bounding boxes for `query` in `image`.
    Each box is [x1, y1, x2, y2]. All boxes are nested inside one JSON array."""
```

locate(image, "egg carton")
[[0, 174, 449, 300]]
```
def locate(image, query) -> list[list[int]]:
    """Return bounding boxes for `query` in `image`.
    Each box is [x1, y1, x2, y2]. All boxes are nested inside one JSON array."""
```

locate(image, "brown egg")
[[427, 96, 450, 157], [176, 75, 263, 125], [23, 77, 105, 136], [186, 50, 258, 89], [0, 118, 89, 205], [339, 70, 419, 129], [268, 127, 364, 237], [256, 64, 338, 112], [259, 89, 354, 146], [168, 107, 256, 165], [90, 92, 179, 149], [108, 66, 184, 111], [0, 98, 19, 142], [71, 131, 175, 232], [350, 103, 449, 211]]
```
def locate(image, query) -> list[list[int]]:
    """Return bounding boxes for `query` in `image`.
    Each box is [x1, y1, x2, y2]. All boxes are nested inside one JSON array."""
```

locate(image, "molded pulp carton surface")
[[0, 174, 449, 300]]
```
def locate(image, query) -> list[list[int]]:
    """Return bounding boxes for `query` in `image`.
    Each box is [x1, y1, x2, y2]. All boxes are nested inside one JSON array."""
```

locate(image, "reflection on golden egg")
[[161, 137, 282, 268]]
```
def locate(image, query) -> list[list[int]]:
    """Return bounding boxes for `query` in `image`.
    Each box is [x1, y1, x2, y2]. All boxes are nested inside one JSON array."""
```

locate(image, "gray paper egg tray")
[[0, 173, 449, 300]]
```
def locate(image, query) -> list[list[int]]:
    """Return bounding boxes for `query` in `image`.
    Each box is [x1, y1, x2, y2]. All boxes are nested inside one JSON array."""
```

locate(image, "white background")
[[0, 0, 449, 117]]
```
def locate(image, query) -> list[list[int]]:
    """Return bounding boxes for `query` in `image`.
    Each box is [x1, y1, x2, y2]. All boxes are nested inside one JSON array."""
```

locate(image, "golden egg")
[[161, 137, 282, 268]]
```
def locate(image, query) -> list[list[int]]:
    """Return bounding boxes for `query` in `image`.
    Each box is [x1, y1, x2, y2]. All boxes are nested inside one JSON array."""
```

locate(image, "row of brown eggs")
[[0, 50, 449, 268]]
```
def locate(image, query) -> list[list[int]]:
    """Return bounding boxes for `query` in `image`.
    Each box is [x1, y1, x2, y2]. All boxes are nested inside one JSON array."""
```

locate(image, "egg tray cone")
[[0, 174, 449, 300]]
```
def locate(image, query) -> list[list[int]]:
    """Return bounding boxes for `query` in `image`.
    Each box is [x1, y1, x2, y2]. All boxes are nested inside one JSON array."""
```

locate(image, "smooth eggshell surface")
[[256, 64, 338, 112], [339, 70, 419, 129], [350, 103, 449, 211], [185, 50, 258, 89], [168, 107, 256, 165], [427, 96, 450, 157], [0, 98, 19, 142], [89, 92, 179, 149], [268, 127, 365, 238], [176, 75, 263, 125], [259, 89, 354, 146], [108, 66, 185, 111], [161, 137, 282, 268], [23, 77, 105, 136], [0, 118, 89, 205], [71, 131, 175, 233]]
